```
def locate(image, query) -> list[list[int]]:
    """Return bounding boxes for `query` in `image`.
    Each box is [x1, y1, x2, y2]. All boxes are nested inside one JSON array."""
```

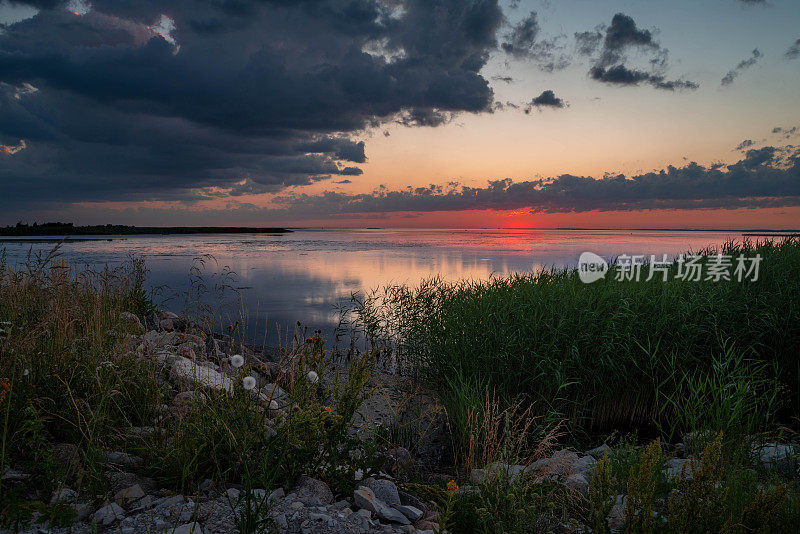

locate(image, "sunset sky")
[[1, 0, 799, 229]]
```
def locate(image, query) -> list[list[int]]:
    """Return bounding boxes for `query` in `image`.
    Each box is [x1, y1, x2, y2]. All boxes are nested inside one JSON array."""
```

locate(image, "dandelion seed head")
[[307, 370, 319, 383], [23, 369, 29, 376], [230, 354, 245, 368], [242, 376, 257, 390]]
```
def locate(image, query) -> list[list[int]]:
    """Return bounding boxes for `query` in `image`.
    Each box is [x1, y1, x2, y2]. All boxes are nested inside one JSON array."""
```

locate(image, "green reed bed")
[[352, 238, 800, 441]]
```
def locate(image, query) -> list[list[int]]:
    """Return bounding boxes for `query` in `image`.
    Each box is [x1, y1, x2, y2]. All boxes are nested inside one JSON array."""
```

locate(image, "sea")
[[0, 228, 753, 346]]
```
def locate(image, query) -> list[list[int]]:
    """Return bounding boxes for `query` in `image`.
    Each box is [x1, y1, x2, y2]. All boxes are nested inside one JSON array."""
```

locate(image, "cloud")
[[524, 90, 565, 112], [272, 146, 800, 215], [721, 48, 762, 86], [785, 39, 800, 60], [0, 0, 505, 206], [579, 13, 698, 91], [735, 139, 755, 151], [589, 65, 698, 91], [501, 11, 570, 72]]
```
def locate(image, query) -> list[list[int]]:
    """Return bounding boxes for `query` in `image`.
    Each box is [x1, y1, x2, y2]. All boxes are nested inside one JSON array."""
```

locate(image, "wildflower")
[[307, 370, 319, 384], [446, 480, 459, 493], [242, 376, 257, 390], [230, 354, 245, 368], [325, 406, 332, 414], [261, 364, 269, 373]]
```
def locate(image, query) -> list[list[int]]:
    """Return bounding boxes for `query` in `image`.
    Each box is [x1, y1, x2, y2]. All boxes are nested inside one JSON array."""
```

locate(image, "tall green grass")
[[351, 238, 800, 439]]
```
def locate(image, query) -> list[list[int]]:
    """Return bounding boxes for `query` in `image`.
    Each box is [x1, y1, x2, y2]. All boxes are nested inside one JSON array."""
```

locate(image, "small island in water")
[[0, 222, 291, 236]]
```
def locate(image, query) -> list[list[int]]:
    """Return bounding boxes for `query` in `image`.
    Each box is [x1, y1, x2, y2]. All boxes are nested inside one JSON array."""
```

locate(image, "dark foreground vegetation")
[[0, 222, 290, 236], [0, 239, 799, 533]]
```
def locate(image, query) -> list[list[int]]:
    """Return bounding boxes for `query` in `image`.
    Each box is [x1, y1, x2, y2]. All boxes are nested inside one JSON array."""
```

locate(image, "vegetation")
[[350, 238, 800, 439], [0, 255, 376, 530], [2, 238, 799, 532]]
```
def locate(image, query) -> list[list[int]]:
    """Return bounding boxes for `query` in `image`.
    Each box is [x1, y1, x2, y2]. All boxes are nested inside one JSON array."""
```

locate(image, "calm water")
[[0, 229, 744, 345]]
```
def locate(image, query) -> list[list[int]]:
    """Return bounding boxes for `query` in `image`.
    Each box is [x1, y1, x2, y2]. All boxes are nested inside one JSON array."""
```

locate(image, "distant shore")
[[0, 223, 291, 236]]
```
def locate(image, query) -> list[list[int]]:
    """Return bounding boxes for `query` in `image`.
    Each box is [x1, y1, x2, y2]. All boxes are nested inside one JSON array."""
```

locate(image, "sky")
[[0, 0, 799, 229]]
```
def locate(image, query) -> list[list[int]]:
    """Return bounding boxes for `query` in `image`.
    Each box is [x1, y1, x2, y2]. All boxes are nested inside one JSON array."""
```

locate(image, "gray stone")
[[119, 312, 144, 332], [361, 478, 401, 506], [172, 522, 204, 534], [587, 443, 612, 458], [294, 476, 334, 506], [573, 455, 598, 476], [93, 502, 125, 526], [395, 504, 423, 522], [565, 473, 589, 495], [354, 487, 410, 525], [114, 484, 145, 505], [50, 487, 78, 505], [666, 458, 694, 481], [754, 443, 797, 469], [104, 451, 144, 468]]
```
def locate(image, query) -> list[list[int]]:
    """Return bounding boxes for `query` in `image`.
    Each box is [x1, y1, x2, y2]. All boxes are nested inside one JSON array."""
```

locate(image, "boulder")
[[119, 312, 144, 333], [93, 502, 125, 526], [353, 487, 410, 525], [293, 476, 334, 506], [114, 484, 146, 505], [360, 478, 401, 506]]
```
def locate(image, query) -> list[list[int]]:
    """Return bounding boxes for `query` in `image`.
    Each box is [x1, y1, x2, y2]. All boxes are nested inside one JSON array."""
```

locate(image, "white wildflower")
[[242, 376, 257, 390], [307, 370, 319, 384], [230, 354, 245, 368]]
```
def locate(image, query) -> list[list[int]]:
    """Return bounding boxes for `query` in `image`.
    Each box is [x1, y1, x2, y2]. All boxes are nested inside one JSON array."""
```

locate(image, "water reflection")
[[0, 229, 742, 344]]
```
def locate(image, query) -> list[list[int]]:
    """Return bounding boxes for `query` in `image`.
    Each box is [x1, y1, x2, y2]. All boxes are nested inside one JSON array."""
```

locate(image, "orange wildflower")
[[446, 480, 459, 493], [325, 406, 332, 414]]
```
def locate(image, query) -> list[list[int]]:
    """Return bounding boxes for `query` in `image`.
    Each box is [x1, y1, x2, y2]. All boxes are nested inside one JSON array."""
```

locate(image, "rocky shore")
[[2, 310, 798, 534]]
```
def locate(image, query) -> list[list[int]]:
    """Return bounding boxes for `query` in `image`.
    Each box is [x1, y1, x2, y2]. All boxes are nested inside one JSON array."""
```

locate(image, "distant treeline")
[[0, 222, 291, 236]]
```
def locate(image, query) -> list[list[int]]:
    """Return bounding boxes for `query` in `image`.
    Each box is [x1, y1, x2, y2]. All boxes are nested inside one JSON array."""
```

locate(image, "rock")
[[104, 451, 144, 468], [50, 487, 78, 505], [361, 478, 401, 506], [119, 312, 144, 333], [587, 443, 612, 458], [171, 390, 207, 416], [666, 458, 694, 481], [294, 476, 334, 506], [172, 522, 204, 534], [1, 467, 31, 484], [115, 484, 145, 504], [106, 472, 157, 494], [171, 356, 234, 394], [565, 473, 589, 495], [354, 487, 410, 525], [396, 504, 423, 522], [268, 487, 286, 505], [93, 502, 125, 526], [754, 443, 797, 470], [573, 455, 597, 476], [398, 490, 424, 512]]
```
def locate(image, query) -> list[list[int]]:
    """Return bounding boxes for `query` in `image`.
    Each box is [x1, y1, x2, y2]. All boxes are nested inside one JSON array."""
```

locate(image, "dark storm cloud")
[[501, 11, 570, 72], [524, 90, 565, 112], [580, 13, 698, 91], [0, 0, 504, 206], [721, 48, 762, 86], [501, 11, 540, 57], [785, 39, 800, 59], [273, 147, 800, 214]]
